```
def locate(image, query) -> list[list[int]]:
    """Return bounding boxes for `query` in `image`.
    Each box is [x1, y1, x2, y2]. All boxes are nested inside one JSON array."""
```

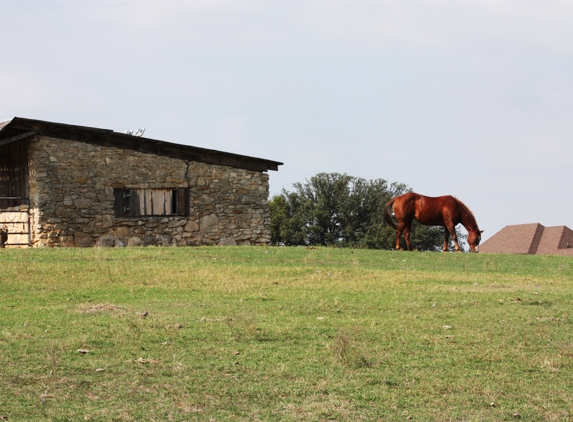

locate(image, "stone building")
[[480, 223, 573, 256], [0, 117, 282, 248]]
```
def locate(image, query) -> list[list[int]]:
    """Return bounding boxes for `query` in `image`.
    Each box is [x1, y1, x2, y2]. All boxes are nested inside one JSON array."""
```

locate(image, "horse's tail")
[[384, 198, 397, 229]]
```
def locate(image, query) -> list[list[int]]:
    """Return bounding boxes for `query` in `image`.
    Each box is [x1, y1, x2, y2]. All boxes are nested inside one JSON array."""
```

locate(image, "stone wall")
[[26, 136, 271, 247]]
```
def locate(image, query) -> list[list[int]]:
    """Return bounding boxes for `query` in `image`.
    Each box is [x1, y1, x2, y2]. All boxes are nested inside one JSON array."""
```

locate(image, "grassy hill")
[[1, 246, 572, 421]]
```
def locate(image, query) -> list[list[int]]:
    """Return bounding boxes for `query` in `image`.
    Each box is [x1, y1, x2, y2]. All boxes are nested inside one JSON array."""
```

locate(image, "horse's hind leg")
[[395, 222, 406, 250], [404, 224, 413, 251]]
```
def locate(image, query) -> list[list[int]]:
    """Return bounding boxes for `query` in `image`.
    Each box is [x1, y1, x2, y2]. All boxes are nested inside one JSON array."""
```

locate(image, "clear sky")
[[2, 1, 573, 241]]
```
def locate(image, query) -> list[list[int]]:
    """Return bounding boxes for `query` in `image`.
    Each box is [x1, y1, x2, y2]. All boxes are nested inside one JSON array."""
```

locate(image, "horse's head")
[[467, 230, 484, 253]]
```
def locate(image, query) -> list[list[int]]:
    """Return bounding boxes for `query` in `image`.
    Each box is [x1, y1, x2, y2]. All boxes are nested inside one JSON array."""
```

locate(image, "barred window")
[[114, 188, 189, 217]]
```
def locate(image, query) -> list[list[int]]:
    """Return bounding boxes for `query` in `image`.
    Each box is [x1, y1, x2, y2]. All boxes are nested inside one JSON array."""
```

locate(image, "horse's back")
[[393, 193, 458, 226], [395, 193, 454, 209]]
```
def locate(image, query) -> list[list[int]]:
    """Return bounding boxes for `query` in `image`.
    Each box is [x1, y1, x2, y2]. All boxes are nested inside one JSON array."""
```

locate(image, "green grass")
[[1, 246, 572, 421]]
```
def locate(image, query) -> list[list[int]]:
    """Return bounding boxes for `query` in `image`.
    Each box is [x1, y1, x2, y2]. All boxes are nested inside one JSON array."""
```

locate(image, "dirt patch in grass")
[[75, 303, 127, 315]]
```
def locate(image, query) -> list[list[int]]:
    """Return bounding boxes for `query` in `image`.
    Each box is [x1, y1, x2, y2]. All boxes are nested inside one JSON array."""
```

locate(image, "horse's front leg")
[[443, 228, 450, 252], [445, 223, 462, 253]]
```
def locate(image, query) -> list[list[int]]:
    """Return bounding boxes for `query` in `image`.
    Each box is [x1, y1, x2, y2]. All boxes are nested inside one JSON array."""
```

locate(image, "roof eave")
[[0, 117, 283, 172]]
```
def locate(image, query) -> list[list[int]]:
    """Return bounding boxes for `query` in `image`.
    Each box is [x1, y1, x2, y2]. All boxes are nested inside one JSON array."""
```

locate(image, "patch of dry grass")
[[75, 303, 127, 315]]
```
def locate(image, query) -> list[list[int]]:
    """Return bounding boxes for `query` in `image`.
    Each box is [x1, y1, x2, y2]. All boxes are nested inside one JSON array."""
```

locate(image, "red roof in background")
[[480, 223, 573, 255]]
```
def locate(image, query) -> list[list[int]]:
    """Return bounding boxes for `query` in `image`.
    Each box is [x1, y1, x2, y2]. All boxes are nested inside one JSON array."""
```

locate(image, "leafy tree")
[[270, 172, 466, 251]]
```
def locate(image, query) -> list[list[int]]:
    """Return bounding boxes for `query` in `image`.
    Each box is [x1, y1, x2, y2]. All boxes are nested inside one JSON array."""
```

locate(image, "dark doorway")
[[0, 139, 29, 209]]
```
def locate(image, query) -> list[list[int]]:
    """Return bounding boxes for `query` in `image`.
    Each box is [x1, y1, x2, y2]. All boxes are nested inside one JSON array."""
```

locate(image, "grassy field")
[[1, 246, 572, 421]]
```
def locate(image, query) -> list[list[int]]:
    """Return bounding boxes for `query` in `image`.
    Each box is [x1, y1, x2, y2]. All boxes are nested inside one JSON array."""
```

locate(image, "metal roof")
[[0, 117, 282, 172]]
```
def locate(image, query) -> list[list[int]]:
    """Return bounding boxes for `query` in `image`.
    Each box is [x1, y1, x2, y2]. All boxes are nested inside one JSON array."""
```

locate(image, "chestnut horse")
[[384, 193, 483, 252]]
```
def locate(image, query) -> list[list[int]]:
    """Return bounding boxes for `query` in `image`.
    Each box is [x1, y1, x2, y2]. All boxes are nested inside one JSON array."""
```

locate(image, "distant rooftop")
[[480, 223, 573, 256]]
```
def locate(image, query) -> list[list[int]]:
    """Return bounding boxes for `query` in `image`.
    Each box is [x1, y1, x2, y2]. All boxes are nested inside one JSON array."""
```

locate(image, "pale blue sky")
[[2, 1, 573, 241]]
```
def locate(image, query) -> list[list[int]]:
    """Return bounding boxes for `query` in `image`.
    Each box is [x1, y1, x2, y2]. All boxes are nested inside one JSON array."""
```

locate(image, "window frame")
[[114, 188, 189, 217]]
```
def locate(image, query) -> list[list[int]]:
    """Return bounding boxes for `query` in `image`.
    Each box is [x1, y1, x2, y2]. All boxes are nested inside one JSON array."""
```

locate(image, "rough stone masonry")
[[27, 136, 271, 247]]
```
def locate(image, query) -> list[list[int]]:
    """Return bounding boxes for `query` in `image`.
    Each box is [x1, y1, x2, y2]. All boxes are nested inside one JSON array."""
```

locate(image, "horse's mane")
[[453, 196, 478, 228]]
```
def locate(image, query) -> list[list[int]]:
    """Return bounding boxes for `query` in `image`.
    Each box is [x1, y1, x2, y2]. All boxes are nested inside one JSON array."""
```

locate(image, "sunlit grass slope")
[[1, 246, 572, 421]]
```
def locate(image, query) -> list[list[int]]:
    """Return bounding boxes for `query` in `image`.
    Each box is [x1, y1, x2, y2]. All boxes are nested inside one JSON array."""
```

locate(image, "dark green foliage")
[[270, 172, 466, 251]]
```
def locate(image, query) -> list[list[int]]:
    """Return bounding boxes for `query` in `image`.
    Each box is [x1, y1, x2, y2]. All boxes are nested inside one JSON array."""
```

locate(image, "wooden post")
[[0, 227, 8, 248]]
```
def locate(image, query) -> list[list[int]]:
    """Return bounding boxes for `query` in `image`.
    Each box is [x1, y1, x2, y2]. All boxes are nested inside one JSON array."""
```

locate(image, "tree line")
[[269, 172, 465, 251]]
